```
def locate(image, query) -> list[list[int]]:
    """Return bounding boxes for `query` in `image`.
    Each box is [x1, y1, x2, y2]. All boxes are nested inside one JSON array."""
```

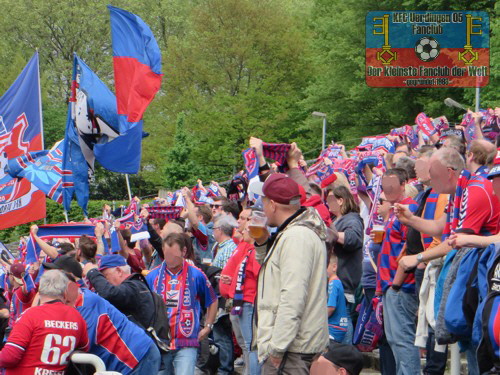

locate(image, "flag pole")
[[35, 50, 45, 150], [125, 174, 132, 201], [63, 210, 69, 223]]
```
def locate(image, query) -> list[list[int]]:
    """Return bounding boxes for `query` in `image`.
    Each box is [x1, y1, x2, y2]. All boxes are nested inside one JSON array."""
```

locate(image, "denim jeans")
[[159, 347, 198, 375], [341, 300, 353, 345], [229, 302, 261, 375], [213, 314, 234, 375], [383, 288, 421, 375], [129, 342, 161, 375]]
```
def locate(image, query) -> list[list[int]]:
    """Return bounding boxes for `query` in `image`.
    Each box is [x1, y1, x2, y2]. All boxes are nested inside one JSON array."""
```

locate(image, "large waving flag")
[[107, 5, 162, 128], [93, 6, 163, 173], [0, 52, 45, 229], [8, 140, 74, 205]]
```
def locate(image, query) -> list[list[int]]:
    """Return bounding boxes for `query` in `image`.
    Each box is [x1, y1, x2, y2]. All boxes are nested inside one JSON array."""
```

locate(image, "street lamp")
[[312, 111, 327, 151]]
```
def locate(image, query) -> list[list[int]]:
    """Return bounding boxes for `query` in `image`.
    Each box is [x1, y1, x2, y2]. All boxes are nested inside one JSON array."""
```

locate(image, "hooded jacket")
[[252, 207, 329, 361]]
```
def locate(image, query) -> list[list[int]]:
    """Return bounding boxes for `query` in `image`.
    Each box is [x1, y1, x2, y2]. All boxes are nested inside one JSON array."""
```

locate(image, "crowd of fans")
[[0, 107, 499, 375]]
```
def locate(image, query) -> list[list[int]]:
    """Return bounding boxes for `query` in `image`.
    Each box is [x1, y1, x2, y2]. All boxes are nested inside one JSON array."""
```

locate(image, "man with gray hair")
[[212, 215, 239, 269], [83, 254, 157, 331], [0, 270, 89, 374]]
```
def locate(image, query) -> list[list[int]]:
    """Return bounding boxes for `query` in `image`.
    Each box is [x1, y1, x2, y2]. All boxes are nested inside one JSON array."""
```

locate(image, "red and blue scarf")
[[242, 142, 291, 180], [153, 261, 198, 348]]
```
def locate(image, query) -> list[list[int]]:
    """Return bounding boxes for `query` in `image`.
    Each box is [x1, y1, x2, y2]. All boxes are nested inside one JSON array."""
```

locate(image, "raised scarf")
[[242, 142, 291, 180]]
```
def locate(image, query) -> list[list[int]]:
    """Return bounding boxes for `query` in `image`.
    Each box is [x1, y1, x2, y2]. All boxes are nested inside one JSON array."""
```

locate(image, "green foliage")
[[164, 113, 203, 189], [0, 0, 497, 200]]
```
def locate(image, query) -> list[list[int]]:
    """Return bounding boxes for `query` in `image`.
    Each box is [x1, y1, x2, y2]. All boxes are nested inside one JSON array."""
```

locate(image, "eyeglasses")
[[210, 204, 222, 209], [379, 198, 388, 204]]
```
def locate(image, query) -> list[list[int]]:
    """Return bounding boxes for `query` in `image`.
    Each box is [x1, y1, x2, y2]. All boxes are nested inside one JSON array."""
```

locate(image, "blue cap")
[[98, 255, 127, 271]]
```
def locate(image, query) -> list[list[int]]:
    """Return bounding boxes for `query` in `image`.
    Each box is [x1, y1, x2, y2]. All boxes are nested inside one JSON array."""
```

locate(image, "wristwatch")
[[206, 323, 214, 330], [416, 253, 424, 264]]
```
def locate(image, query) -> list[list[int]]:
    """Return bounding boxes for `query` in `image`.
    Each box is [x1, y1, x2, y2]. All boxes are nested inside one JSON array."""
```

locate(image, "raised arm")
[[30, 225, 58, 260]]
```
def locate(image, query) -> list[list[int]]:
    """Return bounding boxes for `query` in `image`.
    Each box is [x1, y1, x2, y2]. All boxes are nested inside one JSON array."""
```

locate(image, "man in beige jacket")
[[249, 173, 329, 375]]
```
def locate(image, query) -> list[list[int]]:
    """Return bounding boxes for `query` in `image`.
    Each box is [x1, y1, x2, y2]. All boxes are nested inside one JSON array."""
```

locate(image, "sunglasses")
[[379, 198, 388, 204], [210, 204, 222, 209]]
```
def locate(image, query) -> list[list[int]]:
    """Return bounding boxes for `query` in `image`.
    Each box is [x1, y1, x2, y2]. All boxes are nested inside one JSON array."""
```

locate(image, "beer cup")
[[248, 211, 267, 239], [372, 224, 385, 244]]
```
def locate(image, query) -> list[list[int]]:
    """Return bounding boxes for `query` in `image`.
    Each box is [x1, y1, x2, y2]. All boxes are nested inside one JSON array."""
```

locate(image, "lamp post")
[[312, 111, 327, 151]]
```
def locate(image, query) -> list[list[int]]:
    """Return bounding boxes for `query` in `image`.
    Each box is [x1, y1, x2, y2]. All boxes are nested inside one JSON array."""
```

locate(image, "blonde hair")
[[405, 184, 419, 199]]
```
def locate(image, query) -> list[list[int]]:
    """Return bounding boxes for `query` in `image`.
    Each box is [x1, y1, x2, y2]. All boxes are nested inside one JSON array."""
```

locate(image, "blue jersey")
[[327, 278, 348, 342], [76, 288, 153, 375], [146, 261, 217, 349]]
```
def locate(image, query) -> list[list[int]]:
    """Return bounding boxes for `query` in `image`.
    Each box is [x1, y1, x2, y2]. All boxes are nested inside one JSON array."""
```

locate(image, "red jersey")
[[442, 177, 500, 240], [0, 301, 89, 375]]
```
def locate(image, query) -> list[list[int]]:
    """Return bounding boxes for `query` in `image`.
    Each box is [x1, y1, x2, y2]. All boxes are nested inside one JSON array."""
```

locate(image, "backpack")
[[475, 244, 500, 373], [352, 296, 384, 352], [444, 248, 483, 337], [133, 274, 171, 353]]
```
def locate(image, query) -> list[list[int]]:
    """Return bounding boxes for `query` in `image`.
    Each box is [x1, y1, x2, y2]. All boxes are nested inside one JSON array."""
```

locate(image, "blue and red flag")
[[8, 140, 74, 205], [0, 52, 45, 229], [92, 6, 163, 173]]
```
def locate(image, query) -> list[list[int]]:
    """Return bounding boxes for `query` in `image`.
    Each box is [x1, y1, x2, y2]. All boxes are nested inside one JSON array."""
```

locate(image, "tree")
[[164, 113, 202, 189]]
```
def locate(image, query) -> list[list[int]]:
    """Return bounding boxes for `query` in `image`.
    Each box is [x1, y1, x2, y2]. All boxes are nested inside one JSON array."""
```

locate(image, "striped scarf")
[[242, 142, 291, 180], [154, 261, 196, 346], [421, 190, 439, 248], [231, 248, 251, 316], [451, 169, 472, 232], [146, 206, 183, 220], [366, 175, 384, 235]]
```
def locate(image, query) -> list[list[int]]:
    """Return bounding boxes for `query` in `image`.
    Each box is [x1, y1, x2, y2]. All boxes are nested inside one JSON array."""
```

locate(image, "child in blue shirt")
[[327, 253, 349, 343]]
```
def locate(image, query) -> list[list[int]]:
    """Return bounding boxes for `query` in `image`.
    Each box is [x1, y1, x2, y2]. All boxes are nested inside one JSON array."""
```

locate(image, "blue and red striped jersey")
[[377, 196, 418, 294], [146, 262, 217, 350], [75, 288, 153, 375]]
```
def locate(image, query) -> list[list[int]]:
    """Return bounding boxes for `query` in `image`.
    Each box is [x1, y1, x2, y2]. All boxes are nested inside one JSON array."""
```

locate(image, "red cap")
[[261, 173, 301, 205], [321, 174, 337, 188], [9, 263, 25, 283]]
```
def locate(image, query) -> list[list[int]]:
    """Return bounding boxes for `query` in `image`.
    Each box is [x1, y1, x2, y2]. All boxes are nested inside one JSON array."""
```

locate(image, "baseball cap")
[[487, 148, 500, 179], [98, 255, 127, 271], [9, 263, 26, 284], [320, 173, 338, 188], [43, 255, 83, 279], [248, 173, 301, 205], [322, 342, 364, 375]]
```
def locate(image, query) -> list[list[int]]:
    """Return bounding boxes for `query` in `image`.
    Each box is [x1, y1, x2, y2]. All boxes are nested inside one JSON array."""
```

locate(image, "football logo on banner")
[[366, 11, 490, 87]]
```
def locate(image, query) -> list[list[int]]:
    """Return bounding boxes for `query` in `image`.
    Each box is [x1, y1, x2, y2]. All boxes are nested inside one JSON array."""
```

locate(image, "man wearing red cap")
[[249, 173, 329, 375]]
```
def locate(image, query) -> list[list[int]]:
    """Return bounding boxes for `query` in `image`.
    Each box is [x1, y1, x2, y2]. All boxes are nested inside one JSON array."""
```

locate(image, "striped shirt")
[[377, 197, 418, 294]]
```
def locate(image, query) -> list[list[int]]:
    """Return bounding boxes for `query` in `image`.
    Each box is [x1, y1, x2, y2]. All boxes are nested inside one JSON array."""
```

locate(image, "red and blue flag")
[[0, 52, 45, 229], [8, 140, 74, 205]]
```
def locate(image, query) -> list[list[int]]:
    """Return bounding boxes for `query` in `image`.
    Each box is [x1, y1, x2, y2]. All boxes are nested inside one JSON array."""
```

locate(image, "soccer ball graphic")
[[415, 37, 440, 62]]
